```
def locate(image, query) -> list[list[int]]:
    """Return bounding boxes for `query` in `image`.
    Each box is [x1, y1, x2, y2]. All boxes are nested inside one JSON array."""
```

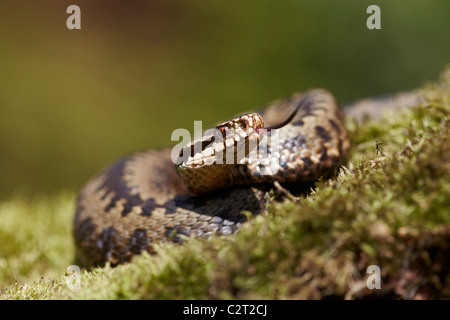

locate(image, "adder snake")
[[74, 88, 419, 267]]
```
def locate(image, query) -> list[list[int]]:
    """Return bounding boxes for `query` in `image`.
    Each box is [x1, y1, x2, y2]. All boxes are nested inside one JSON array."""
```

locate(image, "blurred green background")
[[0, 0, 449, 198]]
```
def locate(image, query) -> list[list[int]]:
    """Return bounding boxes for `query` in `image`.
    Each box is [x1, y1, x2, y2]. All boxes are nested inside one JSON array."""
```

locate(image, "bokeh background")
[[0, 0, 449, 198]]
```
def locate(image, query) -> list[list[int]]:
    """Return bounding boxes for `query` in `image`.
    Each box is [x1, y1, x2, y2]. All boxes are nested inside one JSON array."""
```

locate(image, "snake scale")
[[74, 89, 351, 267]]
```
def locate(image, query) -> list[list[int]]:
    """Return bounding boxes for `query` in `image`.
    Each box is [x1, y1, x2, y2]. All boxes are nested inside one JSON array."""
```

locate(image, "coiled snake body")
[[74, 89, 350, 267]]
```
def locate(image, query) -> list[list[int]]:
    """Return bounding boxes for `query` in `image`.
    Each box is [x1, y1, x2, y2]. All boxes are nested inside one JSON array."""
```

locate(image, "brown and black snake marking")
[[74, 150, 268, 266], [74, 89, 351, 267]]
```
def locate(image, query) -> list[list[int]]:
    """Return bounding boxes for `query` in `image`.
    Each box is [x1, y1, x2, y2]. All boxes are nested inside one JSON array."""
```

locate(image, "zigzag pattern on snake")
[[74, 89, 351, 267]]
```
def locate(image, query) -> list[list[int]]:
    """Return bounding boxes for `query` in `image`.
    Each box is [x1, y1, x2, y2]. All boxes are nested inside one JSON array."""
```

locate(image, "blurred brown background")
[[0, 0, 449, 197]]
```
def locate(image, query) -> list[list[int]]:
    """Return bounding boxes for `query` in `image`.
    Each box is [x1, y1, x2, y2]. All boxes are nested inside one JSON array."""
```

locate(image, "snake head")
[[175, 113, 265, 195]]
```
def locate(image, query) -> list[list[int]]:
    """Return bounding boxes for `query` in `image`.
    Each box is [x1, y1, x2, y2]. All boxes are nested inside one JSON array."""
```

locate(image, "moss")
[[1, 68, 450, 300], [0, 192, 75, 292]]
